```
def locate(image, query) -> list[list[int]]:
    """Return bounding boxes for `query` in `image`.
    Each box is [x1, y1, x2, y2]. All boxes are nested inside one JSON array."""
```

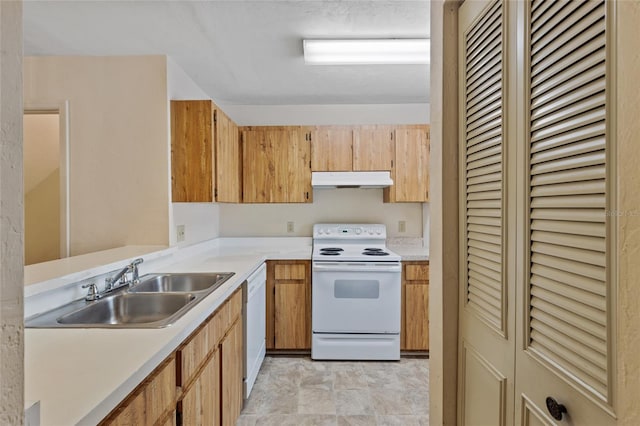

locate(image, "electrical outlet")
[[398, 220, 406, 233], [287, 221, 295, 233], [176, 224, 186, 242]]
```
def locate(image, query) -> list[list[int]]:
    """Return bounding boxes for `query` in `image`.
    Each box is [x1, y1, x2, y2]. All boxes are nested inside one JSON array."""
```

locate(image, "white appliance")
[[312, 223, 401, 360], [311, 171, 393, 188], [243, 263, 266, 399]]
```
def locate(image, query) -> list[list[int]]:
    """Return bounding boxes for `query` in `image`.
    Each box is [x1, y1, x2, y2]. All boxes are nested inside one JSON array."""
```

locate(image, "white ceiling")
[[23, 0, 430, 105]]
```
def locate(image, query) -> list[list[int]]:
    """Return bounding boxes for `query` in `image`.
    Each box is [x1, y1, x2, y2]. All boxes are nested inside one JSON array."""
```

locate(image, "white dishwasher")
[[243, 263, 266, 399]]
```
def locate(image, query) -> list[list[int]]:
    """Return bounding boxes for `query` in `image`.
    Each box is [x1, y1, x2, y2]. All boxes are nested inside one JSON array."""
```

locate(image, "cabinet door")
[[311, 126, 353, 171], [266, 261, 311, 350], [402, 262, 430, 351], [352, 125, 394, 171], [221, 318, 243, 426], [243, 128, 311, 203], [171, 100, 214, 202], [386, 126, 430, 203], [274, 281, 308, 349], [181, 350, 220, 426], [287, 129, 312, 203], [215, 109, 242, 202], [106, 390, 146, 426]]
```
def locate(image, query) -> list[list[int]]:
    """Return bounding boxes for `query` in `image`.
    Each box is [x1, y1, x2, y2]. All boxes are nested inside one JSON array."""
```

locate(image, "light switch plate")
[[287, 221, 295, 233], [398, 221, 406, 233]]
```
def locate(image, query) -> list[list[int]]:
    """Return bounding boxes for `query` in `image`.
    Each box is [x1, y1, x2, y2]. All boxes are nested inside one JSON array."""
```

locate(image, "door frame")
[[24, 100, 70, 259], [429, 1, 463, 425]]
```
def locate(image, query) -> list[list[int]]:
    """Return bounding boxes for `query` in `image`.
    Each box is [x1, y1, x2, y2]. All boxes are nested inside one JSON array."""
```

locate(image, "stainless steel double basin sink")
[[25, 273, 235, 329]]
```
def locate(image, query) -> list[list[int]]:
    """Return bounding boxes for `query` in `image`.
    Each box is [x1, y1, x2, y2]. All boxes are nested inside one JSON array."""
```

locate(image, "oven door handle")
[[312, 262, 401, 273]]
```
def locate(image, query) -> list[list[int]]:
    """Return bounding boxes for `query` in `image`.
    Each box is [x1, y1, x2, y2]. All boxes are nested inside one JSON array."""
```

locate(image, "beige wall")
[[24, 169, 60, 265], [23, 56, 170, 256], [23, 113, 60, 265], [0, 0, 24, 423], [219, 188, 423, 237], [222, 103, 429, 126]]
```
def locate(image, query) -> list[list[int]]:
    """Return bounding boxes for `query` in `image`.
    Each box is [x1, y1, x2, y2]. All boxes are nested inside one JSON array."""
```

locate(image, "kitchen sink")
[[57, 293, 196, 326], [128, 273, 234, 293], [25, 272, 236, 329]]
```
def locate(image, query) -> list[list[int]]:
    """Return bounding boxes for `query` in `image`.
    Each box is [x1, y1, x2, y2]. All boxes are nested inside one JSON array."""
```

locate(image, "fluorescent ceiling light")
[[303, 39, 430, 65]]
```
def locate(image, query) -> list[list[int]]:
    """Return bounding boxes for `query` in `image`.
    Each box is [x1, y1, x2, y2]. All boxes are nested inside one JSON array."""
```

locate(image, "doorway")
[[23, 103, 69, 265]]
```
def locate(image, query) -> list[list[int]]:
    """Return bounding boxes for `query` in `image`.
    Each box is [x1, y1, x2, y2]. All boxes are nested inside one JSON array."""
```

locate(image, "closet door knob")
[[545, 396, 567, 421]]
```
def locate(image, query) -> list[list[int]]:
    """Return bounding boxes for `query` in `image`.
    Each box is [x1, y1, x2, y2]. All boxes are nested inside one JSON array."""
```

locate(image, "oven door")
[[312, 261, 401, 334]]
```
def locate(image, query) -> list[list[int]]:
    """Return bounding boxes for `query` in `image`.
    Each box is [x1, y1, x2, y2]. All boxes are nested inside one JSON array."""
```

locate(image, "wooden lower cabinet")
[[266, 260, 311, 350], [221, 318, 243, 425], [101, 357, 176, 426], [180, 350, 220, 426], [401, 261, 430, 351], [101, 288, 244, 426]]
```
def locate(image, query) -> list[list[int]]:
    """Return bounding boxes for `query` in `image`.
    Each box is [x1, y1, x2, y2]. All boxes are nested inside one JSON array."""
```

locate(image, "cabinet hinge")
[[391, 160, 394, 168], [306, 192, 309, 200], [309, 132, 312, 142], [309, 160, 312, 169]]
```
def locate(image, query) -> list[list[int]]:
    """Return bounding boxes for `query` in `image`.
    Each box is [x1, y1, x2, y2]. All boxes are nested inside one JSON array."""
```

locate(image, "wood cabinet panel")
[[215, 109, 242, 203], [181, 350, 220, 426], [401, 261, 430, 351], [275, 282, 309, 349], [311, 126, 353, 171], [266, 260, 311, 350], [405, 284, 429, 351], [102, 357, 176, 426], [106, 390, 146, 426], [406, 263, 430, 281], [159, 411, 176, 426], [178, 322, 211, 388], [242, 127, 311, 203], [221, 318, 243, 426], [353, 125, 394, 171], [145, 357, 176, 423], [386, 126, 430, 202], [274, 264, 306, 280], [171, 100, 214, 202]]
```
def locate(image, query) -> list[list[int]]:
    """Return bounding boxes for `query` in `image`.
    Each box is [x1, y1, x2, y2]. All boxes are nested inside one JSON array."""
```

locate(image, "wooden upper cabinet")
[[171, 100, 214, 202], [353, 125, 394, 171], [242, 127, 311, 203], [311, 126, 353, 171], [385, 125, 430, 203], [215, 109, 242, 202]]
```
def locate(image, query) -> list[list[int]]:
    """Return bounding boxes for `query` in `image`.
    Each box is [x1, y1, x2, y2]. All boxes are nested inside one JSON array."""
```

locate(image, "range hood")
[[311, 171, 393, 189]]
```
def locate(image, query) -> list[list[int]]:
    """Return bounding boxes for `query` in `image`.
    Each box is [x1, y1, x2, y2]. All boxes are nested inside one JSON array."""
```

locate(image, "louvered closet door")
[[458, 1, 516, 424], [514, 1, 615, 424]]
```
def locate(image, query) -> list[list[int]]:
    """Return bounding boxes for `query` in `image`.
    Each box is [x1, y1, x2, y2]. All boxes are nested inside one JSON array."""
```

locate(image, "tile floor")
[[237, 356, 429, 426]]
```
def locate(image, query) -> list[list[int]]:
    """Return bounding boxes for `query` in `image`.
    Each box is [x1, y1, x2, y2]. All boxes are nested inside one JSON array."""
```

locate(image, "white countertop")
[[388, 237, 429, 262], [25, 238, 311, 426]]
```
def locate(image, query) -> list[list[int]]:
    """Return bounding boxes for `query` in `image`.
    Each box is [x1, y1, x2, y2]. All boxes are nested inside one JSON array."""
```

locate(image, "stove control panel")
[[313, 224, 386, 239]]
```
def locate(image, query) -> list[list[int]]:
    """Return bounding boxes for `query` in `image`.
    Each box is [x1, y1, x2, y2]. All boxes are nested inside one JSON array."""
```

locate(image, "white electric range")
[[311, 223, 401, 360]]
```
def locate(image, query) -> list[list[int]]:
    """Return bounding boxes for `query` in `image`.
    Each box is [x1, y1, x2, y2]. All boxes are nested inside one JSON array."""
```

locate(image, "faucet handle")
[[82, 283, 101, 301], [130, 258, 143, 284]]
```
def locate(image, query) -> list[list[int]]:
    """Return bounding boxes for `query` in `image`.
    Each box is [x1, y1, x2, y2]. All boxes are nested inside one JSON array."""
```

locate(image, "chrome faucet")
[[104, 258, 144, 293]]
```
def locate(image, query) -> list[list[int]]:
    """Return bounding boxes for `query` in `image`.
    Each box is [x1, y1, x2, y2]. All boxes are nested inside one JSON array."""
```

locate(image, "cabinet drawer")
[[228, 288, 242, 322], [178, 321, 211, 387], [405, 263, 429, 282], [274, 264, 306, 280], [146, 357, 176, 422]]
